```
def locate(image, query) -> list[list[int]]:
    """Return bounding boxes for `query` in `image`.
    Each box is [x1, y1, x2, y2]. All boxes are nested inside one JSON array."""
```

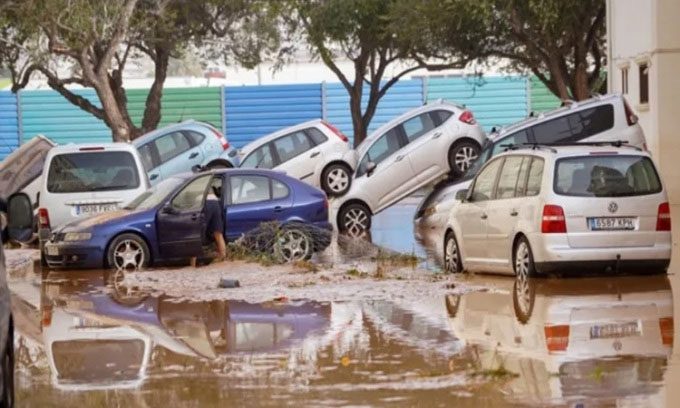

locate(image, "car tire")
[[338, 203, 371, 236], [0, 323, 14, 408], [321, 163, 352, 196], [107, 233, 150, 271], [513, 236, 536, 280], [274, 226, 313, 262], [444, 231, 463, 273], [512, 275, 536, 324], [448, 140, 480, 178]]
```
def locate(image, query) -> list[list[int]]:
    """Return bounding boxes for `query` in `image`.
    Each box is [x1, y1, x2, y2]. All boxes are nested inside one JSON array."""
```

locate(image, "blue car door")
[[225, 174, 293, 240]]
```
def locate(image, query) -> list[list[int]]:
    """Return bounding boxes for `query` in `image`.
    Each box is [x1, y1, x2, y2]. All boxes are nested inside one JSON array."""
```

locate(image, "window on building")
[[639, 63, 649, 105], [621, 67, 628, 94]]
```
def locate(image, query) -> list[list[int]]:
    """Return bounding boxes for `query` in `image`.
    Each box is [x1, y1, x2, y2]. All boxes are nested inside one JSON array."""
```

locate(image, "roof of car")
[[176, 167, 293, 180], [132, 120, 213, 145], [239, 119, 324, 154], [48, 142, 138, 154], [488, 94, 624, 141], [494, 143, 649, 160]]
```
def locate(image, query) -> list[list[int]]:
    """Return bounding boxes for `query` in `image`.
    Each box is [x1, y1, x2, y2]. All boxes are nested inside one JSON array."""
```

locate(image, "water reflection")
[[446, 275, 673, 405]]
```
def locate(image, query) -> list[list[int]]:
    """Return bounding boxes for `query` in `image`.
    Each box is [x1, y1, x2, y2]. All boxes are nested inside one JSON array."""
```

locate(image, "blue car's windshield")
[[125, 177, 185, 210]]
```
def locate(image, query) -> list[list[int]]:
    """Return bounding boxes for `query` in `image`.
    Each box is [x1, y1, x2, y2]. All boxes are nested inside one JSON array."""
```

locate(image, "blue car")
[[43, 169, 332, 269], [132, 120, 239, 186]]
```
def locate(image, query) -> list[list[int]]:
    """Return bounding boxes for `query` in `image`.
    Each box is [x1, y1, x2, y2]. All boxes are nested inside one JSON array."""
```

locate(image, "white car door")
[[272, 130, 320, 183], [400, 111, 446, 183]]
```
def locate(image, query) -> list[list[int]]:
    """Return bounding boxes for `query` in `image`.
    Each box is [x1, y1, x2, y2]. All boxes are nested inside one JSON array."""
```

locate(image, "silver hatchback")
[[444, 144, 671, 277]]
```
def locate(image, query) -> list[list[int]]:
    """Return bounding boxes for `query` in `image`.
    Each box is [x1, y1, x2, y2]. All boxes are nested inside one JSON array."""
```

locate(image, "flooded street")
[[8, 201, 680, 407]]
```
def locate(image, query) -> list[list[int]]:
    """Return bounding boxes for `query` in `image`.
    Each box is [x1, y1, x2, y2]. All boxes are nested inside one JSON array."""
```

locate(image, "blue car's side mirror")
[[161, 203, 178, 215]]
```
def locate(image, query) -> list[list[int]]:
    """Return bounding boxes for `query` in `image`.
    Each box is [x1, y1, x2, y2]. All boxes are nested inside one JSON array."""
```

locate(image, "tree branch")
[[97, 0, 138, 76]]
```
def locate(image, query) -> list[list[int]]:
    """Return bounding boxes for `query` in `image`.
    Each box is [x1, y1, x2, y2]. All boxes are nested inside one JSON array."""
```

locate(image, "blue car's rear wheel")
[[275, 227, 312, 262], [107, 233, 150, 270]]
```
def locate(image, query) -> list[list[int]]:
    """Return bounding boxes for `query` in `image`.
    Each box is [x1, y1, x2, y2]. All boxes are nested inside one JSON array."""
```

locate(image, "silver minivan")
[[444, 144, 671, 277]]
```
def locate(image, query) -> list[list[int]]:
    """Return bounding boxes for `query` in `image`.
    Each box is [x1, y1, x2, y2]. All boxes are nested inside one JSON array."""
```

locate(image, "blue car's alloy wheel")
[[275, 228, 312, 262], [107, 233, 150, 270]]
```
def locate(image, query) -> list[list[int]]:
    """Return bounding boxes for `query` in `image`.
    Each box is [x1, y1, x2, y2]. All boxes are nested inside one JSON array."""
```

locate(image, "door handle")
[[510, 210, 518, 217], [480, 213, 488, 220], [432, 131, 443, 139], [274, 206, 283, 212], [149, 174, 158, 181], [310, 151, 320, 158], [395, 155, 404, 162], [189, 152, 199, 159]]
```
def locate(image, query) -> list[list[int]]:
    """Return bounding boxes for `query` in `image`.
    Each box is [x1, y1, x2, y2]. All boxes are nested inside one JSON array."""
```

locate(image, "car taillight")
[[321, 121, 349, 143], [38, 208, 50, 229], [544, 324, 570, 352], [541, 205, 566, 233], [624, 99, 638, 126], [458, 110, 476, 125], [208, 126, 230, 150], [659, 317, 673, 346], [657, 202, 671, 231]]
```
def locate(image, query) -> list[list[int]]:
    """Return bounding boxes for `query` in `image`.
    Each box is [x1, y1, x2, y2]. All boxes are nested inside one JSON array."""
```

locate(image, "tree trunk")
[[572, 61, 591, 101], [95, 81, 135, 142], [349, 87, 366, 148], [141, 45, 170, 135]]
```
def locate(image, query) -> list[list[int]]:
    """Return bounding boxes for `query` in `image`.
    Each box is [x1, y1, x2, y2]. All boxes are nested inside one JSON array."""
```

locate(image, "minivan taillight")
[[656, 202, 671, 231], [541, 205, 566, 233], [624, 99, 638, 126], [458, 110, 476, 125], [208, 126, 230, 150], [38, 208, 51, 229], [321, 121, 349, 143], [659, 317, 674, 346], [544, 325, 570, 352]]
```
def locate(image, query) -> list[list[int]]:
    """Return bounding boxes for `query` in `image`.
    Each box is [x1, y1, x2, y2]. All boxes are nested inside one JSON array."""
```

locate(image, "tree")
[[0, 0, 280, 142], [402, 0, 606, 101], [284, 0, 484, 147]]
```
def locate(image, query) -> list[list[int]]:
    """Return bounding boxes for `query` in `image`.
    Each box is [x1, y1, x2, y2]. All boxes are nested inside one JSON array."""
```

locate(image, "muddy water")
[[10, 202, 680, 407]]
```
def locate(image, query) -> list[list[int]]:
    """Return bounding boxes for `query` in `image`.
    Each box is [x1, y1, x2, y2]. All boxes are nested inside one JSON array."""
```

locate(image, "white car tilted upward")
[[239, 119, 354, 196], [335, 100, 486, 235], [444, 143, 671, 277]]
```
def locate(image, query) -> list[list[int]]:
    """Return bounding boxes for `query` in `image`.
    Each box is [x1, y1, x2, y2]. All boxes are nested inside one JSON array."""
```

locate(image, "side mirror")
[[161, 203, 178, 215], [7, 193, 34, 243], [455, 189, 469, 202], [366, 161, 377, 177]]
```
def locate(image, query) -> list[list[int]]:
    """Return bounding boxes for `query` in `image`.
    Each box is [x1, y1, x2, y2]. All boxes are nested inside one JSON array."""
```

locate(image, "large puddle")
[[9, 201, 680, 407]]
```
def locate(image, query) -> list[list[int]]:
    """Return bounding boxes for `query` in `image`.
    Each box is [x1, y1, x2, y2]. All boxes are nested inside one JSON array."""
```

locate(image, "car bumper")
[[535, 259, 670, 275], [43, 242, 104, 269]]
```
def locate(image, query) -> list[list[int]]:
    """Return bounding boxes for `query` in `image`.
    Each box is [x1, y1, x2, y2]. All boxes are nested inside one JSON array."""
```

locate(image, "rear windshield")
[[47, 152, 140, 193], [554, 155, 662, 197], [52, 339, 145, 383]]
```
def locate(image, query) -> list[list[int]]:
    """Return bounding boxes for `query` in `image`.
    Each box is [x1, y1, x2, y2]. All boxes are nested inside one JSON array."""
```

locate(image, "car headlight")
[[63, 232, 92, 242]]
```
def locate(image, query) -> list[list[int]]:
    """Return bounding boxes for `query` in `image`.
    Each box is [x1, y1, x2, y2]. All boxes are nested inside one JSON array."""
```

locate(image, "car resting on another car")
[[32, 169, 332, 269]]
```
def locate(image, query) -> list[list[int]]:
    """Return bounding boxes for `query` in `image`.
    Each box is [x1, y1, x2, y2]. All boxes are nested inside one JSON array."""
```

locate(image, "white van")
[[38, 144, 150, 235]]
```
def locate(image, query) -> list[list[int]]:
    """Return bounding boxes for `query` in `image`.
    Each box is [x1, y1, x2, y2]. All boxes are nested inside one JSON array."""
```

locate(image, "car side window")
[[272, 179, 289, 199], [492, 131, 529, 156], [494, 156, 524, 199], [402, 113, 437, 142], [231, 175, 271, 205], [171, 175, 211, 211], [138, 144, 155, 171], [357, 127, 402, 177], [531, 105, 615, 144], [514, 156, 531, 197], [429, 110, 453, 126], [154, 132, 193, 164], [186, 131, 206, 146], [273, 131, 313, 164], [526, 158, 544, 196], [471, 159, 502, 202], [241, 144, 275, 169], [306, 128, 328, 145]]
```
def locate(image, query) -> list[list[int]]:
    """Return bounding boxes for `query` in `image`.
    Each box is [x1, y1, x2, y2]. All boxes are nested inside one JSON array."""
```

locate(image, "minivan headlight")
[[63, 232, 92, 242]]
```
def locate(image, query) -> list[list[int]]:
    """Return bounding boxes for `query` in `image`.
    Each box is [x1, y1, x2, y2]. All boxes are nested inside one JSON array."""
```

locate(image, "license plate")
[[590, 321, 640, 339], [588, 217, 636, 231], [45, 245, 59, 256], [76, 203, 118, 216]]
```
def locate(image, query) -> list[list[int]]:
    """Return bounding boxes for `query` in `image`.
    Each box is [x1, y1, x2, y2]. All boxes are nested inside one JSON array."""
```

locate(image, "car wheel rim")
[[444, 236, 459, 273], [515, 242, 530, 279], [277, 230, 310, 262], [327, 168, 349, 193], [344, 208, 368, 236], [454, 147, 478, 172], [514, 276, 532, 317], [113, 240, 145, 270]]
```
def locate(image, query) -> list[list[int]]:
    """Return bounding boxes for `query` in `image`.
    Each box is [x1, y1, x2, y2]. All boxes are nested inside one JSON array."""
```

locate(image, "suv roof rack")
[[499, 143, 557, 153], [499, 141, 641, 154]]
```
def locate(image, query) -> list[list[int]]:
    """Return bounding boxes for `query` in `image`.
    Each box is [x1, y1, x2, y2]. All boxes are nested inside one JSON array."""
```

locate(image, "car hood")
[[57, 209, 155, 232]]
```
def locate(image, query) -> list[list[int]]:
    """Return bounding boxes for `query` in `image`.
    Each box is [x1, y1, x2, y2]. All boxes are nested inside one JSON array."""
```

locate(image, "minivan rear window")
[[47, 152, 140, 193], [554, 155, 662, 197]]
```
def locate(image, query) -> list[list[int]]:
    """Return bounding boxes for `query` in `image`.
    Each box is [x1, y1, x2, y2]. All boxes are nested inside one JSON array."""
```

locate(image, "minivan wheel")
[[512, 276, 536, 324], [107, 233, 150, 271], [513, 236, 536, 279], [444, 231, 462, 273], [339, 203, 371, 236], [448, 141, 480, 178], [321, 164, 352, 196]]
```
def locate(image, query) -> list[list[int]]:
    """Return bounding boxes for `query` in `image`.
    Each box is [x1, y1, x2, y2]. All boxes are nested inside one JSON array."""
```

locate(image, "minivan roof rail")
[[500, 143, 557, 153], [545, 140, 641, 150]]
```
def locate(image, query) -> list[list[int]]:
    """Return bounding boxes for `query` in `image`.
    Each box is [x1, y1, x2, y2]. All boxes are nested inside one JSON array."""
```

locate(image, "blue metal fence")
[[224, 83, 322, 148], [0, 91, 19, 160]]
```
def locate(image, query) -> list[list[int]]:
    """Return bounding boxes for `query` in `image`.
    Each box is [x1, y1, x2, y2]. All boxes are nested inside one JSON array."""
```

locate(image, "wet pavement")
[[8, 201, 680, 407]]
